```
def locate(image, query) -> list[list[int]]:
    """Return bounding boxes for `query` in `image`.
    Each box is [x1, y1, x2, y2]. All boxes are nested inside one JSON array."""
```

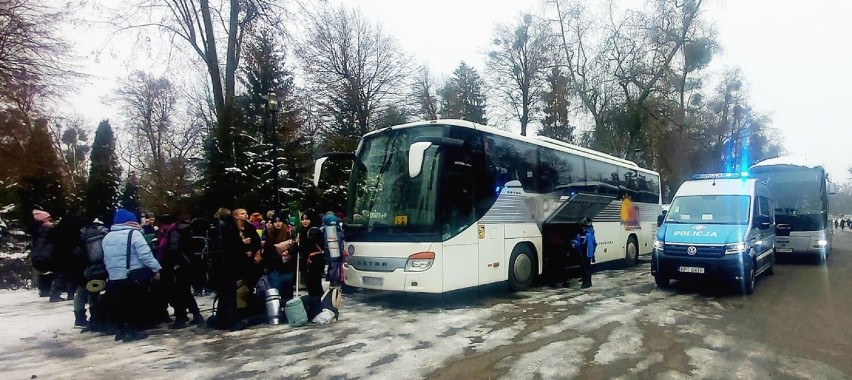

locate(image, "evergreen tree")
[[119, 172, 141, 216], [202, 106, 243, 211], [440, 62, 488, 124], [84, 120, 121, 221], [235, 29, 311, 212], [539, 68, 573, 143], [19, 118, 66, 218]]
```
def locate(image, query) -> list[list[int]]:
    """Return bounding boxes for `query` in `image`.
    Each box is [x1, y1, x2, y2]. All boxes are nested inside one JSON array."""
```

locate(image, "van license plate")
[[363, 276, 383, 286], [776, 248, 793, 253], [678, 266, 704, 274]]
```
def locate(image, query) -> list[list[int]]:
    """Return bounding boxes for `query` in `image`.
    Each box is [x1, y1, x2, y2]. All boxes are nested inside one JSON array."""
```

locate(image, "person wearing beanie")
[[33, 210, 52, 223], [30, 209, 55, 298], [101, 208, 161, 342]]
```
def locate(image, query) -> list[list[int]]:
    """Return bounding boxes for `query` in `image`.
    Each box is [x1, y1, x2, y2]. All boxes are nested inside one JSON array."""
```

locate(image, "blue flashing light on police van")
[[692, 172, 749, 180]]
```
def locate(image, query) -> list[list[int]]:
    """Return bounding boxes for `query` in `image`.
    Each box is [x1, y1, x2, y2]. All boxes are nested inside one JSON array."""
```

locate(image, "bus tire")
[[624, 235, 639, 266], [508, 244, 535, 292]]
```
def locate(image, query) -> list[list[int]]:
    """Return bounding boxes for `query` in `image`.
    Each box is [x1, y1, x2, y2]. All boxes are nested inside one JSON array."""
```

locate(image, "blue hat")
[[113, 209, 137, 225]]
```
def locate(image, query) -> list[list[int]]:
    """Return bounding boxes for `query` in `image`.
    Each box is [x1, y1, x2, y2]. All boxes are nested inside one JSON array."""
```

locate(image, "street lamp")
[[264, 92, 280, 208]]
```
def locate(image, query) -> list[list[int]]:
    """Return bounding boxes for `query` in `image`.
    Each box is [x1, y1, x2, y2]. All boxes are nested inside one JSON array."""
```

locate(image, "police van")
[[651, 173, 776, 294]]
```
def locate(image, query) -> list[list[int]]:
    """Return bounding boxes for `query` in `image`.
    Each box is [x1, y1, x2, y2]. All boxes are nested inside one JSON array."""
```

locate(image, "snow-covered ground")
[[0, 262, 847, 379]]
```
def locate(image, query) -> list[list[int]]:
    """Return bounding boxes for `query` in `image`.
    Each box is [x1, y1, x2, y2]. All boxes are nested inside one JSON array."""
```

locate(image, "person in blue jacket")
[[102, 208, 162, 342], [572, 217, 597, 289]]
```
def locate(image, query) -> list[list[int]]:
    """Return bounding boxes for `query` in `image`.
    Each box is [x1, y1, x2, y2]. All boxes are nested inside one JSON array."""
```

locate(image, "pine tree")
[[440, 62, 488, 124], [235, 29, 311, 212], [84, 120, 121, 221], [19, 118, 66, 218], [539, 67, 573, 143], [119, 172, 141, 216]]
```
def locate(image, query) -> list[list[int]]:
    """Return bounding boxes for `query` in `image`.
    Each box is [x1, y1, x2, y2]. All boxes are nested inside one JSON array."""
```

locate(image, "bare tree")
[[296, 4, 413, 142], [115, 71, 202, 212], [547, 0, 616, 139], [487, 13, 556, 136], [102, 0, 289, 118], [412, 65, 439, 120], [0, 0, 76, 108]]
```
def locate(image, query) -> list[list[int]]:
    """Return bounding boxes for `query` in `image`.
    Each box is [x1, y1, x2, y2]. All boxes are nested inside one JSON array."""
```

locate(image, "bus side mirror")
[[827, 182, 838, 195], [409, 141, 433, 178], [657, 211, 667, 227], [754, 214, 771, 229], [313, 152, 356, 187], [313, 156, 329, 187]]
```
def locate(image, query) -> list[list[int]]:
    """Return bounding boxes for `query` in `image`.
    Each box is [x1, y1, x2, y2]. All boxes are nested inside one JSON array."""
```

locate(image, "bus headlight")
[[405, 251, 435, 272], [725, 242, 747, 255], [653, 240, 664, 251], [815, 239, 828, 247]]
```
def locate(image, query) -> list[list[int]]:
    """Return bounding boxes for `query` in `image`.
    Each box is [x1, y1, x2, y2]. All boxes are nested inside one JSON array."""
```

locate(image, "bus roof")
[[364, 119, 660, 176], [750, 155, 824, 170]]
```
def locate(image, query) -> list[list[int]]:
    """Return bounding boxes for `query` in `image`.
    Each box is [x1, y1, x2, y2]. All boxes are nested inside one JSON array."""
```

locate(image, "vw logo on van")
[[687, 246, 698, 255], [692, 225, 708, 231]]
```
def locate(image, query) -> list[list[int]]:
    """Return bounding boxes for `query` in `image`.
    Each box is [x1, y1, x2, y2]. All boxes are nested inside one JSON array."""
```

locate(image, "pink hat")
[[33, 210, 51, 222]]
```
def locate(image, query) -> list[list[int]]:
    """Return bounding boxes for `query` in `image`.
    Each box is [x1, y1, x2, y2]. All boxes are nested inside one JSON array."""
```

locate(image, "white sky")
[[63, 0, 852, 181]]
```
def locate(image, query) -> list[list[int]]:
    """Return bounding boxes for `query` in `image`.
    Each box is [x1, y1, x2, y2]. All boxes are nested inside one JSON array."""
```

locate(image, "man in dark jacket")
[[572, 218, 597, 289], [79, 219, 109, 332], [207, 209, 241, 330], [41, 214, 85, 303]]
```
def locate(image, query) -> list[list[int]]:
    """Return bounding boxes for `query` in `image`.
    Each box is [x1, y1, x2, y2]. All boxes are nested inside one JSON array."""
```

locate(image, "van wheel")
[[508, 245, 535, 292], [742, 262, 756, 295], [654, 275, 670, 287], [624, 235, 639, 266]]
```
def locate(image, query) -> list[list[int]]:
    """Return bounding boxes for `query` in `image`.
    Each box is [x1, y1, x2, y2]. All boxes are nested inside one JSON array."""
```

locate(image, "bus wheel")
[[624, 235, 639, 266], [508, 245, 535, 292]]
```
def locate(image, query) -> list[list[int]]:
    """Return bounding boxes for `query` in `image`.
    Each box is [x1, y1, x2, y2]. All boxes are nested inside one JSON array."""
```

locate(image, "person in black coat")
[[296, 218, 325, 297], [208, 209, 241, 330]]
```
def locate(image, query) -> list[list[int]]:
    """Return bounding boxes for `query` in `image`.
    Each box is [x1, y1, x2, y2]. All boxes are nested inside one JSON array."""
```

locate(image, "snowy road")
[[3, 233, 852, 379]]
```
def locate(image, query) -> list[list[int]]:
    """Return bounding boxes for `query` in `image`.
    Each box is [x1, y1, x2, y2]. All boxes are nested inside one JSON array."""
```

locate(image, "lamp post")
[[265, 92, 280, 207]]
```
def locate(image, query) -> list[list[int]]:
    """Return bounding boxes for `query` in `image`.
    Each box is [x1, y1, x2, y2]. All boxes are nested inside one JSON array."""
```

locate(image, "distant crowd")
[[834, 218, 852, 230], [28, 206, 346, 342]]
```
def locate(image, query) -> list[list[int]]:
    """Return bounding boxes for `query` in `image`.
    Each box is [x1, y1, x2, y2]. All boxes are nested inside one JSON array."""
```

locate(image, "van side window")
[[758, 196, 773, 228]]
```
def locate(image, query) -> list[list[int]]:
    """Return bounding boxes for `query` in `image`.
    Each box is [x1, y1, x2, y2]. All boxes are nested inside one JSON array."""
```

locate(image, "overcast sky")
[[65, 0, 852, 181]]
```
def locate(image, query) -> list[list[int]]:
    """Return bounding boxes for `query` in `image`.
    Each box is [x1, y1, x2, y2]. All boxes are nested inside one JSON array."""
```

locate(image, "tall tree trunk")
[[200, 0, 225, 116]]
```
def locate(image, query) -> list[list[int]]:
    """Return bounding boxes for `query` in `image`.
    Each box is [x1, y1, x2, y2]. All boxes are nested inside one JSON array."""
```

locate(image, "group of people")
[[833, 218, 852, 230], [28, 206, 348, 343]]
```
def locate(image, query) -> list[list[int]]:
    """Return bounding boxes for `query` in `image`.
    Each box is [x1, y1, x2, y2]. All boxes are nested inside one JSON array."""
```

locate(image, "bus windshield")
[[751, 167, 826, 230], [666, 195, 750, 225], [346, 126, 445, 241]]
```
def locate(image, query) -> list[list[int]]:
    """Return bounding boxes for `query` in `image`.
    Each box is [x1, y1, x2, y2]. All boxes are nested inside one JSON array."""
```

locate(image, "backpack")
[[83, 226, 108, 263], [322, 213, 344, 260]]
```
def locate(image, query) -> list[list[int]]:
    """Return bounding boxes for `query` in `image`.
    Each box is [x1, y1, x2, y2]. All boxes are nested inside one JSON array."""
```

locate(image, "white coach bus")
[[314, 120, 662, 293], [750, 156, 837, 260]]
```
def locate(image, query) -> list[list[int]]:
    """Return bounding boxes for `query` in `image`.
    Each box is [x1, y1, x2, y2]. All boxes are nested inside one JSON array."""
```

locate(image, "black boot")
[[168, 320, 188, 330], [122, 330, 149, 342], [74, 310, 88, 329], [189, 313, 205, 325]]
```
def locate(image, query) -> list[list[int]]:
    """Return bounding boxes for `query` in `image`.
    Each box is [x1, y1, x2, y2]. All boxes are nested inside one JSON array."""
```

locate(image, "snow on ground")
[[0, 262, 848, 379]]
